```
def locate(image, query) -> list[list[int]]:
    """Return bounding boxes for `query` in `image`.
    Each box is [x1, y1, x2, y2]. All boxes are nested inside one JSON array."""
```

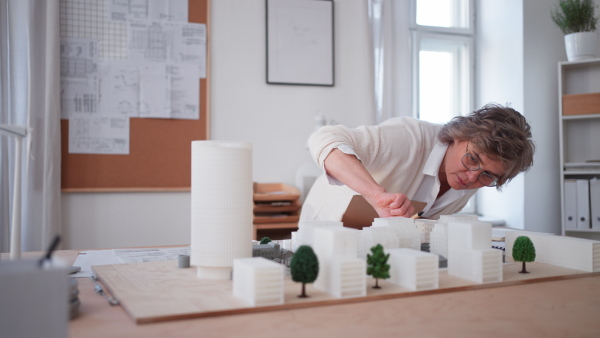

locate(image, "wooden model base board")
[[93, 261, 599, 324]]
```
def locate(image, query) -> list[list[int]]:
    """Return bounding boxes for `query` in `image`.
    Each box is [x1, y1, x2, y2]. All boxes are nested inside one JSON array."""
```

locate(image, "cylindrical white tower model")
[[190, 141, 253, 279]]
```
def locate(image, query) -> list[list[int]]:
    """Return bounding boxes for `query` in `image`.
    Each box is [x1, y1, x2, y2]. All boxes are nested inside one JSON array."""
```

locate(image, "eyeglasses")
[[461, 142, 499, 187]]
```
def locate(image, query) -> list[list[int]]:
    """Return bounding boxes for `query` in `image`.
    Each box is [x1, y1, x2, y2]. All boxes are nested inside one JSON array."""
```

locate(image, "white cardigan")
[[300, 117, 477, 222]]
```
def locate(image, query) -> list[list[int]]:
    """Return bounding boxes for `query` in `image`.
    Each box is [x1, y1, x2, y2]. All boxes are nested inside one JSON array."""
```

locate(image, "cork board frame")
[[60, 0, 210, 192]]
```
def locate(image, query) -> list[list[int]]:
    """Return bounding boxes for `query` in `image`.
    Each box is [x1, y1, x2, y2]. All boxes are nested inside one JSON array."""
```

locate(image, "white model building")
[[372, 217, 421, 250], [430, 214, 479, 259], [505, 230, 600, 272], [233, 257, 284, 306], [358, 226, 398, 259], [190, 141, 253, 279], [329, 258, 367, 298], [429, 222, 448, 258], [313, 227, 366, 298], [292, 220, 343, 252], [414, 219, 437, 244], [387, 248, 439, 291], [447, 220, 502, 283]]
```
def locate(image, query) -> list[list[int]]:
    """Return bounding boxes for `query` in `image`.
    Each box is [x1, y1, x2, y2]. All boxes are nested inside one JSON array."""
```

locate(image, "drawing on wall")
[[266, 0, 334, 86], [60, 0, 205, 155]]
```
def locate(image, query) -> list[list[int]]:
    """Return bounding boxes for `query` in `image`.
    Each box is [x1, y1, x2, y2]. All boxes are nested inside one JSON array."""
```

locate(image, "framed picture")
[[266, 0, 334, 86]]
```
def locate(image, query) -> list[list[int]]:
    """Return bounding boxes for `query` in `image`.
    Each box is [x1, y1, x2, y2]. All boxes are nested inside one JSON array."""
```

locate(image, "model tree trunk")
[[300, 283, 307, 298], [520, 261, 529, 274], [374, 278, 380, 289]]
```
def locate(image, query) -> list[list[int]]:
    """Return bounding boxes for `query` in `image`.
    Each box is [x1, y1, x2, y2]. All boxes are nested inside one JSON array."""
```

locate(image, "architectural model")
[[430, 214, 480, 259], [313, 227, 366, 298], [505, 230, 600, 272], [387, 248, 439, 291], [512, 236, 536, 273], [291, 220, 343, 252], [447, 219, 503, 284], [181, 140, 598, 314], [372, 217, 421, 250], [359, 226, 398, 259], [252, 241, 294, 266], [190, 141, 253, 280], [233, 257, 284, 306], [429, 222, 448, 258], [414, 219, 437, 244], [290, 245, 319, 297], [366, 244, 391, 288]]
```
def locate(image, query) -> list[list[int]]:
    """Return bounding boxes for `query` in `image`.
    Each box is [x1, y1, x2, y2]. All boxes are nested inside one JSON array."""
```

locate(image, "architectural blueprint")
[[60, 0, 205, 154]]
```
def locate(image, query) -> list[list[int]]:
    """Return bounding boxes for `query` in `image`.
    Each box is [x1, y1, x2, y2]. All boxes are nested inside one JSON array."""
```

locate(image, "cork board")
[[60, 0, 209, 191], [92, 260, 600, 324]]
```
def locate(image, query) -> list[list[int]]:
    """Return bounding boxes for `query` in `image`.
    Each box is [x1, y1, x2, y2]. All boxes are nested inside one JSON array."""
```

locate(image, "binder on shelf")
[[576, 179, 591, 229], [564, 179, 577, 230], [590, 178, 600, 230]]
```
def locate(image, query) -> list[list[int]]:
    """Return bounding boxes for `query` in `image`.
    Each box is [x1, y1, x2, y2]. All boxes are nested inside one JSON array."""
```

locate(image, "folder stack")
[[565, 178, 600, 230], [591, 179, 600, 230]]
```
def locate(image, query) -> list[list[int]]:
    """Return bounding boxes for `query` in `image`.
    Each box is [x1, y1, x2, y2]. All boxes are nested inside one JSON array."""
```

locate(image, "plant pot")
[[564, 32, 598, 61]]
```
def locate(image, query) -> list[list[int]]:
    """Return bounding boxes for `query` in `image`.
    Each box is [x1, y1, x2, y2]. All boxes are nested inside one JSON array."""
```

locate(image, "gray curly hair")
[[438, 103, 535, 189]]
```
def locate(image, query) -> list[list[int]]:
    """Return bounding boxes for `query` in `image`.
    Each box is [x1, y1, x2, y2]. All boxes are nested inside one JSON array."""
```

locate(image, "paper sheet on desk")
[[71, 247, 190, 278]]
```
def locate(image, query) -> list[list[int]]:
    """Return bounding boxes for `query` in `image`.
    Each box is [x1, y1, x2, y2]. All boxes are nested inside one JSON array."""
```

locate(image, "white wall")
[[477, 0, 600, 234], [62, 192, 191, 250], [476, 0, 525, 229], [62, 0, 600, 249], [61, 0, 375, 249]]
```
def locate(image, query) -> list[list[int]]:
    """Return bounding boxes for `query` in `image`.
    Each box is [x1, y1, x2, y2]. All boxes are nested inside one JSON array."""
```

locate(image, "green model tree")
[[367, 244, 390, 289], [290, 245, 319, 298], [259, 237, 272, 245], [512, 236, 536, 274]]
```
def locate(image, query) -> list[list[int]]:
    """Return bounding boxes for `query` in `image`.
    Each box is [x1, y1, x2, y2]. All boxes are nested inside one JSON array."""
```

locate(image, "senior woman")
[[300, 103, 535, 223]]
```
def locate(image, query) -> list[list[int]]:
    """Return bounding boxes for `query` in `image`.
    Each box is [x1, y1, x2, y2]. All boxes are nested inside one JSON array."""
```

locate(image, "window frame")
[[410, 0, 474, 35], [411, 31, 474, 123], [409, 0, 477, 215], [409, 0, 475, 121]]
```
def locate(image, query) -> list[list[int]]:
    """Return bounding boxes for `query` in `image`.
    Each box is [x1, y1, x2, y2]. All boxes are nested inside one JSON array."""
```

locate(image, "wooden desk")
[[6, 250, 600, 337]]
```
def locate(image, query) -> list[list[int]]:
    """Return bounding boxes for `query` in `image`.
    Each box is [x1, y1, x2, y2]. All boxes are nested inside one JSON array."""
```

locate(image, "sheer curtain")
[[0, 0, 61, 253], [367, 0, 412, 123]]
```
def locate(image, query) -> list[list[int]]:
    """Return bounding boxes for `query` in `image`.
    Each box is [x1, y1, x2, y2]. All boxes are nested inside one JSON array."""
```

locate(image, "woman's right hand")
[[367, 192, 415, 218]]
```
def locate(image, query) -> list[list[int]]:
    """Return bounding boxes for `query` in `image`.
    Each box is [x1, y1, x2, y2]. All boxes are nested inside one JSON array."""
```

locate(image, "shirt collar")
[[422, 141, 447, 177]]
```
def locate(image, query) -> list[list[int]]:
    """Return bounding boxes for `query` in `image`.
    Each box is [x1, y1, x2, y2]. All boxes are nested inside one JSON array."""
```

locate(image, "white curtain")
[[367, 0, 412, 123], [0, 0, 61, 253]]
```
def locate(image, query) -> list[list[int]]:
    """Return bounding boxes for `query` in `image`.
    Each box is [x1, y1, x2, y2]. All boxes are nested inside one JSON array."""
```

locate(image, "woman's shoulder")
[[379, 116, 443, 136]]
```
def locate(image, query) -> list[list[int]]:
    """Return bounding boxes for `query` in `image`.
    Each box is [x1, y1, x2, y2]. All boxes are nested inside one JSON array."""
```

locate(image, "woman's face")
[[440, 140, 506, 190]]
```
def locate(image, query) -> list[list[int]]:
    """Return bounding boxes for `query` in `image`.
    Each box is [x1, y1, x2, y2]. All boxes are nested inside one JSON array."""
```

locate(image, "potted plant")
[[551, 0, 598, 61]]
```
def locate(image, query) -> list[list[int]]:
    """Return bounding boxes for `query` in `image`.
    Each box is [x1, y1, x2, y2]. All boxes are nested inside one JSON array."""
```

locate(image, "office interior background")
[[3, 0, 600, 251]]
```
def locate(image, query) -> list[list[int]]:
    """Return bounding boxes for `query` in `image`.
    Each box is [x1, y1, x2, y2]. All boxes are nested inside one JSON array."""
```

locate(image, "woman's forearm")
[[323, 149, 414, 218], [323, 148, 385, 200]]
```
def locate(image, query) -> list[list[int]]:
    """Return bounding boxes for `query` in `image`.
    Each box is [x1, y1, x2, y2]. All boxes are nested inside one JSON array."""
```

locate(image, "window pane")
[[416, 0, 469, 29], [417, 35, 471, 124], [419, 51, 454, 124]]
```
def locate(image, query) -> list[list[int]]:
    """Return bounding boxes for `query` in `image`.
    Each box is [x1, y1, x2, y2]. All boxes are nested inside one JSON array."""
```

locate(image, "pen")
[[39, 235, 61, 267]]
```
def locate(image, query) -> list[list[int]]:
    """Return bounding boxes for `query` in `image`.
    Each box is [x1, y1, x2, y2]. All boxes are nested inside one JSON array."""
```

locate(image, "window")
[[411, 0, 477, 215], [411, 0, 474, 124]]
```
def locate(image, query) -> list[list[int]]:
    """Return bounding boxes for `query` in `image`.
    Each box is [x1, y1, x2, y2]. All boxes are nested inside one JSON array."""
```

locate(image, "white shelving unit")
[[558, 58, 600, 238]]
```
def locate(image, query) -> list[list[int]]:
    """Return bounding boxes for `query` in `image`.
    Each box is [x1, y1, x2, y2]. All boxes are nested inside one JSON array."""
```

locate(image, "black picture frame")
[[266, 0, 335, 86]]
